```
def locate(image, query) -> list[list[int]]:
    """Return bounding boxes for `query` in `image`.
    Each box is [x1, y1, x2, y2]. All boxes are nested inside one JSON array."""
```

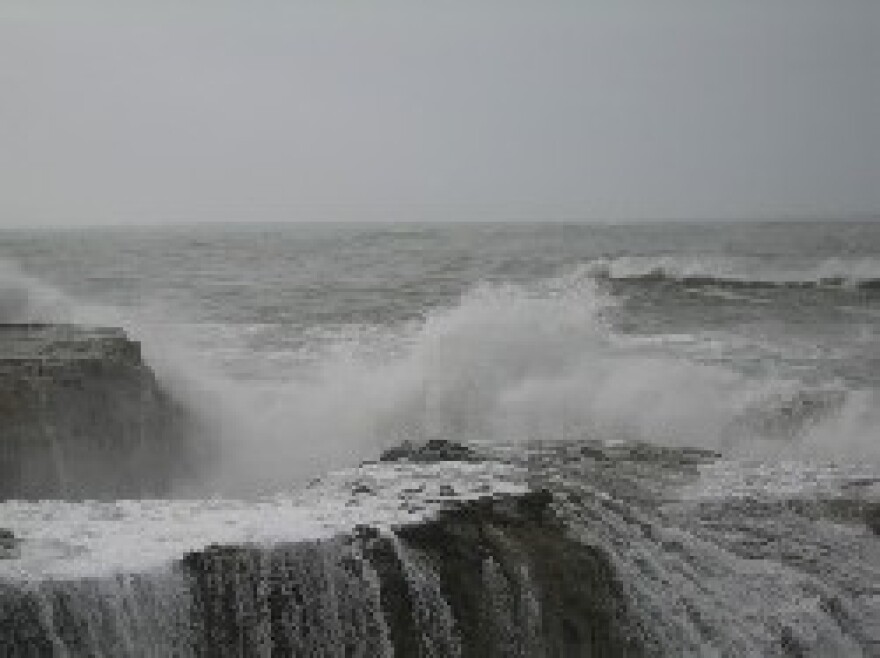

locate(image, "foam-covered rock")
[[0, 455, 640, 656]]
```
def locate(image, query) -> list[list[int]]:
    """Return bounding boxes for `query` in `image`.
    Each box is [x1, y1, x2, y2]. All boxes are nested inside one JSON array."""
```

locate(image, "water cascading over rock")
[[0, 491, 641, 657], [0, 323, 199, 499]]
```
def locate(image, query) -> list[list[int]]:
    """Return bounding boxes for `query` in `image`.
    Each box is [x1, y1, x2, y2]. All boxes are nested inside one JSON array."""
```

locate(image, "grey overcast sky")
[[1, 1, 878, 227]]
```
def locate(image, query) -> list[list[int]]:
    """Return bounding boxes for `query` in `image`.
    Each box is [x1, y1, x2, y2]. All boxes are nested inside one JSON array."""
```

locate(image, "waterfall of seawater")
[[183, 540, 394, 657], [386, 534, 462, 658], [539, 445, 880, 656], [3, 514, 612, 657], [2, 543, 394, 657], [0, 571, 195, 657], [2, 531, 559, 657], [479, 557, 543, 658], [6, 447, 876, 656]]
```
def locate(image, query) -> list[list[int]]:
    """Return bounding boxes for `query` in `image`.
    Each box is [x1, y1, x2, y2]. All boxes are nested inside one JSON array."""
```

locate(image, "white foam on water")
[[0, 461, 527, 581]]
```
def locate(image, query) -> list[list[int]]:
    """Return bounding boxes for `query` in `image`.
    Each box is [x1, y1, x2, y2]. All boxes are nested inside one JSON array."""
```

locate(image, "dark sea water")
[[2, 220, 880, 655], [2, 221, 880, 484]]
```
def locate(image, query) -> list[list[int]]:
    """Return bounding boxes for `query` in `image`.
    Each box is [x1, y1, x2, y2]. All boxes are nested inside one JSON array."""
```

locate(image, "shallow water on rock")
[[0, 460, 526, 581]]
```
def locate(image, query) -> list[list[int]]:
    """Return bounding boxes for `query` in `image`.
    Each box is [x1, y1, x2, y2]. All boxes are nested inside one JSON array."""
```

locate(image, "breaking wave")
[[199, 267, 880, 492], [3, 256, 878, 494], [0, 258, 127, 328], [588, 255, 880, 290]]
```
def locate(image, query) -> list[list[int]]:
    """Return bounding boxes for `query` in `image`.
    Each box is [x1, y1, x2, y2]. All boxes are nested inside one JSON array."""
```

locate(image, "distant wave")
[[587, 256, 880, 290]]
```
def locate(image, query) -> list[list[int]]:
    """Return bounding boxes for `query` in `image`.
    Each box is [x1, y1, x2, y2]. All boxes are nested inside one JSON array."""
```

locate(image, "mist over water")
[[0, 259, 73, 323], [2, 221, 880, 493]]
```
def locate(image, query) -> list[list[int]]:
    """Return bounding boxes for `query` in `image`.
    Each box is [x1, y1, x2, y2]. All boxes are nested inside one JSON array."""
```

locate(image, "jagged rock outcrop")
[[0, 323, 198, 499], [379, 439, 479, 463]]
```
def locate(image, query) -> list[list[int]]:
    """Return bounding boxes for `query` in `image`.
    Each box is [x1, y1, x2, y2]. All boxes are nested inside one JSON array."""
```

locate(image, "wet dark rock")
[[3, 438, 876, 656], [373, 489, 639, 657], [177, 490, 642, 657], [0, 529, 19, 559], [377, 442, 413, 462], [580, 444, 609, 461], [379, 438, 479, 463], [0, 323, 202, 499]]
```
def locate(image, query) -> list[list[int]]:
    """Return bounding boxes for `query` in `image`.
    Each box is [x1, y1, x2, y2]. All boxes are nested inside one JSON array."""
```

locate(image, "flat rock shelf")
[[0, 323, 196, 499], [0, 455, 642, 657]]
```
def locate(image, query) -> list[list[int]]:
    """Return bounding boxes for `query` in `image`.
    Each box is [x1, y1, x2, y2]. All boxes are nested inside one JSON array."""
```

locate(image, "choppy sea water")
[[3, 221, 879, 480], [2, 220, 880, 655]]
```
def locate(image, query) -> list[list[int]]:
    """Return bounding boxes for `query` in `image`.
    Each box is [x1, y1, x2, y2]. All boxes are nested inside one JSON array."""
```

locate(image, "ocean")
[[2, 221, 879, 482], [2, 220, 880, 655]]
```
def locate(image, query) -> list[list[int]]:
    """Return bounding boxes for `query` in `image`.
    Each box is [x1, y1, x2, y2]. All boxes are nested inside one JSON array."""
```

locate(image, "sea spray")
[[3, 254, 879, 497], [0, 259, 74, 323], [194, 268, 878, 488]]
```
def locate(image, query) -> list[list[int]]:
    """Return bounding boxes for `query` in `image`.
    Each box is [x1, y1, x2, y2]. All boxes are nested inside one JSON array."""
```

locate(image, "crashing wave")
[[3, 258, 878, 497]]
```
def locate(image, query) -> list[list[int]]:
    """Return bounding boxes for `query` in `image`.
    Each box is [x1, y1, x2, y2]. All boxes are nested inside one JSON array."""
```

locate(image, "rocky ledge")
[[379, 438, 479, 464], [1, 487, 640, 657], [0, 323, 197, 499], [0, 442, 642, 656], [181, 490, 640, 657], [3, 434, 879, 655]]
